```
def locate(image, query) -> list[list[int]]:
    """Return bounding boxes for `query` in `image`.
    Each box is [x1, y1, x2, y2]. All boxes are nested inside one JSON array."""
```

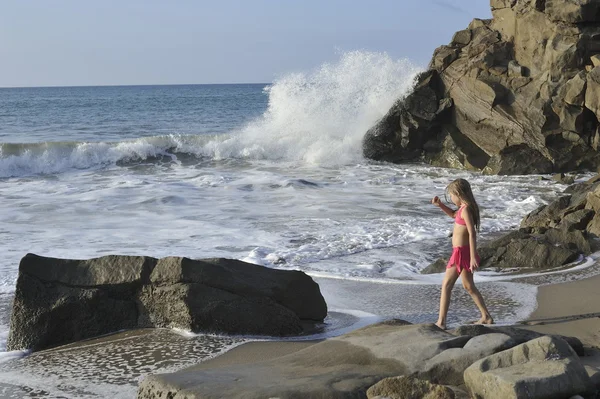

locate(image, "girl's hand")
[[470, 258, 479, 272], [431, 196, 441, 206]]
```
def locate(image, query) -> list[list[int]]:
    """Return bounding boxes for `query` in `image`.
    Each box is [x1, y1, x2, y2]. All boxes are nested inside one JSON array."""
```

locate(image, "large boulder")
[[545, 0, 600, 24], [421, 258, 448, 274], [491, 326, 585, 357], [418, 327, 586, 386], [482, 145, 553, 175], [7, 254, 327, 352], [464, 336, 594, 399], [364, 1, 600, 174]]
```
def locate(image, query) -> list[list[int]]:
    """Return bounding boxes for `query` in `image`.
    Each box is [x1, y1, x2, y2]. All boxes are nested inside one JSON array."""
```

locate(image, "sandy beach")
[[521, 274, 600, 387], [523, 274, 600, 347]]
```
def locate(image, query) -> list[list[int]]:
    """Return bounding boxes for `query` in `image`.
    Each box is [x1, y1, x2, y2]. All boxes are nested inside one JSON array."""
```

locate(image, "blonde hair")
[[446, 178, 480, 231]]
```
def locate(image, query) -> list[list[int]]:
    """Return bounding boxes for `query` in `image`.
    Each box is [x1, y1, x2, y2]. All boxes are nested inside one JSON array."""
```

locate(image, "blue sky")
[[0, 0, 491, 87]]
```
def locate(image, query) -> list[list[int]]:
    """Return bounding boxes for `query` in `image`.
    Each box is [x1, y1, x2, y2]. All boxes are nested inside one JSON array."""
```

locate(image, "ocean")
[[0, 51, 598, 398]]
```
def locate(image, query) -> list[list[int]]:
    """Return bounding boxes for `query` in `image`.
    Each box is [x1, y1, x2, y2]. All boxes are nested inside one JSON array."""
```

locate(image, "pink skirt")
[[447, 245, 480, 274]]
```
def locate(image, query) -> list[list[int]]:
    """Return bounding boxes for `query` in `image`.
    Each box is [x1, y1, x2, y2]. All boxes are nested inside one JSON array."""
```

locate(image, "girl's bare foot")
[[474, 316, 494, 325], [435, 322, 446, 330]]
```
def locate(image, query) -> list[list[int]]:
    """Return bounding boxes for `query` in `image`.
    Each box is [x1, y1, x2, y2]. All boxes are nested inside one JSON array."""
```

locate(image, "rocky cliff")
[[364, 0, 600, 174]]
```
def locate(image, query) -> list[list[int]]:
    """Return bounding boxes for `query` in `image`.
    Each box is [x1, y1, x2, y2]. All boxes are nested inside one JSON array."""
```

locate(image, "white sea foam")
[[0, 277, 16, 294], [0, 329, 7, 352], [0, 164, 574, 297], [306, 254, 597, 285], [494, 282, 539, 325], [170, 309, 382, 342], [0, 349, 29, 364], [205, 51, 421, 165]]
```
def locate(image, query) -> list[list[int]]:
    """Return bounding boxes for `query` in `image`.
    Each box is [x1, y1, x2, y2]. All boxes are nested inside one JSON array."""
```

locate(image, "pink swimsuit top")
[[455, 205, 466, 225]]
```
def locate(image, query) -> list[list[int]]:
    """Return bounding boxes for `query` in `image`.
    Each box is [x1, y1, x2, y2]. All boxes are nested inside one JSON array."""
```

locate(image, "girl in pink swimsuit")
[[431, 179, 493, 329]]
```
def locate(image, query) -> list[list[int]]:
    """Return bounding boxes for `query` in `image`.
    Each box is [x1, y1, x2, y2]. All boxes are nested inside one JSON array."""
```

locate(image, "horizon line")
[[0, 82, 273, 90]]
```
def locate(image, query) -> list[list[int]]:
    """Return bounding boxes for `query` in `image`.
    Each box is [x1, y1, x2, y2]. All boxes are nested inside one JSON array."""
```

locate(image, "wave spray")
[[207, 51, 421, 165]]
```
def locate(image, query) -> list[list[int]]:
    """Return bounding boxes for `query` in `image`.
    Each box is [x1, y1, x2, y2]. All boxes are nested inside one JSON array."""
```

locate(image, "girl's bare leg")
[[436, 266, 460, 329], [461, 271, 494, 324]]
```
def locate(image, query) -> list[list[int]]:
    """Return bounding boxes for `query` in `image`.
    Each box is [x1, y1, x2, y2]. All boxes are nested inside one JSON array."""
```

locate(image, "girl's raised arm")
[[431, 196, 456, 218]]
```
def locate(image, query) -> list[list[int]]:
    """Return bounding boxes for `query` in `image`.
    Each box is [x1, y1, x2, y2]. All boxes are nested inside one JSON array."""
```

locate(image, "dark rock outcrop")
[[364, 0, 600, 174], [421, 258, 447, 274], [477, 228, 582, 271], [7, 254, 327, 352], [363, 70, 453, 163]]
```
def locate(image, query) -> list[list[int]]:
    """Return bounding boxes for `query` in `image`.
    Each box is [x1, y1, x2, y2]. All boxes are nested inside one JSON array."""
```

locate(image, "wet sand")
[[521, 273, 600, 347], [520, 273, 600, 384]]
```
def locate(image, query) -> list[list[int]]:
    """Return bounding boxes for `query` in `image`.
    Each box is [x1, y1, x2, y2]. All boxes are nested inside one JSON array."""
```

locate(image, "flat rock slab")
[[138, 339, 406, 399], [137, 321, 471, 399], [336, 321, 471, 373]]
